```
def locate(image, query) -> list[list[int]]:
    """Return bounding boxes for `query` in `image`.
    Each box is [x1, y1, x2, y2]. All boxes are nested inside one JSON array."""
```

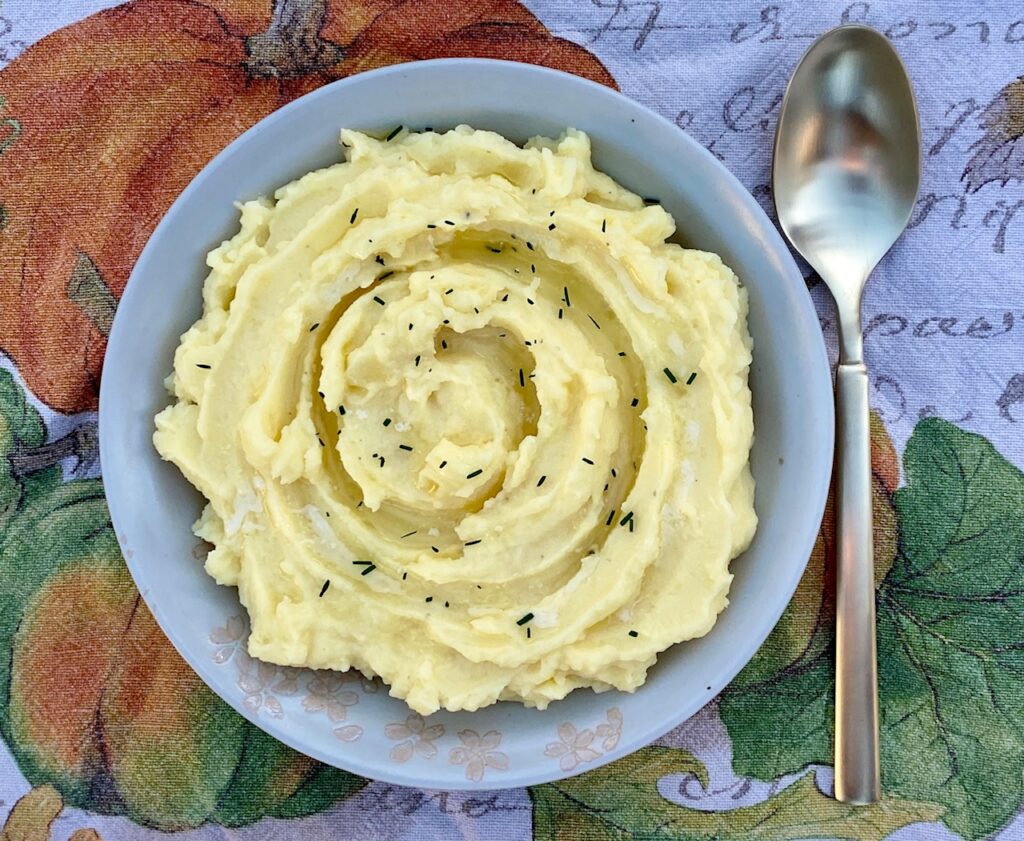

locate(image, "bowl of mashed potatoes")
[[101, 59, 833, 788]]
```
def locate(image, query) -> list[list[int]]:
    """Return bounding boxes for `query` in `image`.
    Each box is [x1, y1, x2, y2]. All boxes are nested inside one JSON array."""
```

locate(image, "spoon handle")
[[833, 361, 881, 804]]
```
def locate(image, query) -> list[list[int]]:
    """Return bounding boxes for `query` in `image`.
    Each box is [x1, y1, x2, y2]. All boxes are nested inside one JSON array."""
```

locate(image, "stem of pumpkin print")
[[245, 0, 344, 78], [7, 421, 99, 479]]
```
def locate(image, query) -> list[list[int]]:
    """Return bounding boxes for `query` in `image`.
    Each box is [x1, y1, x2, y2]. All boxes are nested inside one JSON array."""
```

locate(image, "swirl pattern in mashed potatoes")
[[154, 126, 756, 714]]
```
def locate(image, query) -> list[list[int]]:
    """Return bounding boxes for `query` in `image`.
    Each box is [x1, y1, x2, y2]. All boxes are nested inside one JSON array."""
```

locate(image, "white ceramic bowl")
[[100, 59, 833, 789]]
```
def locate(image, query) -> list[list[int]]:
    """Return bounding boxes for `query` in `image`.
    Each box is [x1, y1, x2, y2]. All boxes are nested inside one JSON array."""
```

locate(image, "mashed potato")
[[154, 126, 756, 714]]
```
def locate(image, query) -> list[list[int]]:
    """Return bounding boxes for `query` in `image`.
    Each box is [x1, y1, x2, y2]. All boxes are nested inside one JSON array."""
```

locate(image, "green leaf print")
[[719, 418, 1024, 840], [529, 747, 939, 841]]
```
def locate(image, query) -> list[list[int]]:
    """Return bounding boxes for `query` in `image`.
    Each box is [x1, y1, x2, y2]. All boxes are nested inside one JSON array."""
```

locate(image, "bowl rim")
[[99, 56, 834, 789]]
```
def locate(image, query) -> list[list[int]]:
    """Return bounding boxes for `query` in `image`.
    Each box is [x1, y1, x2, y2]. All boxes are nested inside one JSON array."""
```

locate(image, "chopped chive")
[[643, 196, 659, 205], [588, 314, 601, 330], [601, 219, 607, 233], [519, 368, 525, 387], [444, 219, 455, 225], [378, 456, 385, 467], [360, 564, 376, 575], [373, 295, 386, 305], [628, 629, 639, 637], [526, 241, 534, 251], [487, 246, 502, 254], [563, 287, 571, 307], [663, 367, 678, 383], [549, 210, 555, 217], [439, 460, 448, 469], [606, 510, 616, 526], [618, 351, 627, 357], [558, 307, 564, 319], [531, 264, 536, 273], [375, 255, 386, 265], [377, 270, 395, 280], [318, 436, 325, 447], [467, 468, 483, 479], [687, 371, 697, 385], [195, 363, 211, 369], [527, 298, 534, 305], [415, 355, 421, 366], [582, 457, 594, 465], [352, 560, 372, 565], [502, 293, 509, 302], [385, 125, 402, 141], [611, 468, 617, 477], [620, 511, 634, 527], [382, 418, 392, 427], [427, 223, 437, 229], [441, 340, 448, 350], [548, 223, 556, 230], [537, 475, 547, 487], [629, 518, 635, 532], [319, 580, 330, 597], [465, 539, 482, 546], [445, 288, 454, 295], [318, 390, 325, 398], [527, 627, 532, 639], [517, 613, 534, 626], [401, 530, 417, 538], [425, 596, 434, 603], [431, 546, 439, 553], [399, 444, 413, 452], [444, 601, 450, 608], [308, 323, 320, 332], [631, 397, 639, 407], [350, 208, 359, 224], [603, 483, 609, 492], [402, 571, 409, 580]]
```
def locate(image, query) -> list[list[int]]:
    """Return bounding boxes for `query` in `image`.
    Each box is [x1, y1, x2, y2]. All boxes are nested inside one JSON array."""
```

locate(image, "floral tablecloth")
[[0, 1, 1022, 839]]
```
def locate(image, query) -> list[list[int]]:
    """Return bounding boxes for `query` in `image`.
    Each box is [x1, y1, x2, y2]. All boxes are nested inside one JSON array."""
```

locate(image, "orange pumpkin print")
[[0, 0, 615, 413]]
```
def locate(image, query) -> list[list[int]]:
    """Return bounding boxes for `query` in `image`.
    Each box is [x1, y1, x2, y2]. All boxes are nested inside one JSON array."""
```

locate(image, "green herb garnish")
[[517, 613, 534, 626]]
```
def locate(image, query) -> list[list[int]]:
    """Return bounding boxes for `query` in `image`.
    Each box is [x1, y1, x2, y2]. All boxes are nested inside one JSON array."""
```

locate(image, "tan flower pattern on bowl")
[[333, 724, 364, 743], [596, 707, 623, 751], [303, 673, 360, 723], [208, 615, 245, 664], [385, 714, 445, 762], [448, 729, 510, 782], [236, 652, 300, 718], [544, 708, 623, 771]]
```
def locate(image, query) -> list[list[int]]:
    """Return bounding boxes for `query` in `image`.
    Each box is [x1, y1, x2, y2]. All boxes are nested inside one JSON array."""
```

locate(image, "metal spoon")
[[772, 25, 920, 804]]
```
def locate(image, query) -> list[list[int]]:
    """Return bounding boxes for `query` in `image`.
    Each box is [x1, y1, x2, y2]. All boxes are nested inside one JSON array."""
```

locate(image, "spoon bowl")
[[772, 24, 920, 805], [775, 25, 920, 354]]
